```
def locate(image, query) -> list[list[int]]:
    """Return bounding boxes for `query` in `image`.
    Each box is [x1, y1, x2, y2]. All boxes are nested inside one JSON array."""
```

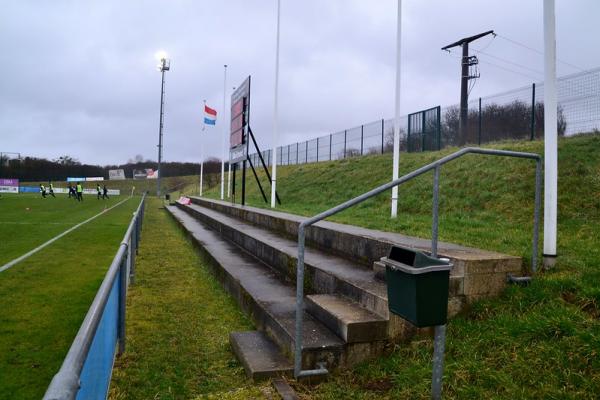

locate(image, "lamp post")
[[156, 51, 170, 197]]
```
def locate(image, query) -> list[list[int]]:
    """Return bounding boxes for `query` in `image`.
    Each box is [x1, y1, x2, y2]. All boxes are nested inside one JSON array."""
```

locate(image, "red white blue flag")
[[204, 105, 217, 125]]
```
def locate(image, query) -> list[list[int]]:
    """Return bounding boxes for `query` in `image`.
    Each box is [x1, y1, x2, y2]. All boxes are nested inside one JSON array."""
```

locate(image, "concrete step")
[[166, 205, 347, 370], [305, 294, 388, 343], [229, 331, 293, 381], [175, 202, 391, 319], [189, 196, 522, 283]]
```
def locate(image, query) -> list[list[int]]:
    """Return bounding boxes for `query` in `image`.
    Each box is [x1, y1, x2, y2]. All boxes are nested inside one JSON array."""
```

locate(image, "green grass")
[[0, 193, 131, 265], [0, 194, 139, 399], [109, 198, 271, 400], [198, 134, 600, 399]]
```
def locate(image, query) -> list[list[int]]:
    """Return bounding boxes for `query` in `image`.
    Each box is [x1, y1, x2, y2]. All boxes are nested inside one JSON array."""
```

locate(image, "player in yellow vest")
[[48, 181, 56, 198], [76, 182, 83, 202]]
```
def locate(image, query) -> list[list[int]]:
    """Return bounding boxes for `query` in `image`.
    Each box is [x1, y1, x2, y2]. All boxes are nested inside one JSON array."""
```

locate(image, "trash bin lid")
[[381, 257, 452, 275]]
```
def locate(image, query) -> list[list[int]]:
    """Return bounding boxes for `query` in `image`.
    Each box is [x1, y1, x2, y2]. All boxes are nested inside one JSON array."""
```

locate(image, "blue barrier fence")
[[43, 195, 146, 400]]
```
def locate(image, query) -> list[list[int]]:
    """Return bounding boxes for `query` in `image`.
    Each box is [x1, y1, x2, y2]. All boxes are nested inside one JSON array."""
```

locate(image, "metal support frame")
[[44, 195, 146, 400], [293, 147, 542, 381]]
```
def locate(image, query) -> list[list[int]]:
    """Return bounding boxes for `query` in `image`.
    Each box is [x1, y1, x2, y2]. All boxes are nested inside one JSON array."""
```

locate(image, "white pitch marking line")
[[0, 197, 132, 273]]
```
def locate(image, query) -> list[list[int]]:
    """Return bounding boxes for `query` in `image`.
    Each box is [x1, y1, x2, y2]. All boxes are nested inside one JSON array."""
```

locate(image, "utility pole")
[[442, 30, 494, 145]]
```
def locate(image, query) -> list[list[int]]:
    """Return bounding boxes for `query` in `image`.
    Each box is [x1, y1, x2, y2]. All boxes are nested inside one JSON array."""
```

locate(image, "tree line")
[[0, 155, 225, 182]]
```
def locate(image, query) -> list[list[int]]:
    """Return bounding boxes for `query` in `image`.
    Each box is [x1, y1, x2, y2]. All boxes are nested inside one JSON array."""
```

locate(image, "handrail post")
[[431, 324, 447, 400], [431, 165, 440, 257], [294, 224, 306, 378]]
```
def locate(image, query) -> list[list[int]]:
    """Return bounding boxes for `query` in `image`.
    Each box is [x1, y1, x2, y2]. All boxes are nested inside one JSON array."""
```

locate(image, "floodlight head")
[[155, 50, 171, 71], [155, 50, 168, 61]]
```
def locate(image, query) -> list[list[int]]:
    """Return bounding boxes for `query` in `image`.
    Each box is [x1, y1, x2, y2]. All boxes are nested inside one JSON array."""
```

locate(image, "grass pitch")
[[0, 193, 139, 399]]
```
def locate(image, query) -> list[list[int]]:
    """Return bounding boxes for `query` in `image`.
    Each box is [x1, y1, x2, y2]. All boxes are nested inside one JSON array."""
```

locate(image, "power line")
[[496, 33, 585, 72], [472, 48, 544, 76], [475, 34, 497, 53], [445, 51, 540, 81], [477, 58, 540, 81]]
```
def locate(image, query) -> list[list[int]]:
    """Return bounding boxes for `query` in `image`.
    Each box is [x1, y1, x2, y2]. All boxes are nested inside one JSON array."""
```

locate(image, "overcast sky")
[[2, 0, 599, 165]]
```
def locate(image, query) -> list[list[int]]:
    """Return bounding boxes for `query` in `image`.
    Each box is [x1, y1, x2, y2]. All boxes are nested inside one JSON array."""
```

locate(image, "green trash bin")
[[382, 246, 453, 327]]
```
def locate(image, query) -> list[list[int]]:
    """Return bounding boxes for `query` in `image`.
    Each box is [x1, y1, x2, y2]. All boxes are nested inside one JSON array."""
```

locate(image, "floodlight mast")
[[441, 30, 494, 145], [156, 56, 170, 197]]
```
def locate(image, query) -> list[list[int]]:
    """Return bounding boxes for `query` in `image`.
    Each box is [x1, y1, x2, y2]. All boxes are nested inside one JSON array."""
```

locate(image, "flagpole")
[[220, 65, 228, 200], [201, 100, 206, 196], [270, 0, 281, 208], [227, 162, 232, 198], [391, 0, 402, 218]]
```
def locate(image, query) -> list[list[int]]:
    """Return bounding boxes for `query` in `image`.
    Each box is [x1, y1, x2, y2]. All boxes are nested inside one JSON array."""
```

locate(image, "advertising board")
[[230, 76, 251, 163], [0, 178, 18, 193], [109, 169, 126, 180]]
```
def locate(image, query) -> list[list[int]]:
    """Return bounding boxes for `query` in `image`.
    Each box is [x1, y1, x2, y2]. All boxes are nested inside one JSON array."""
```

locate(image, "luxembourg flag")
[[204, 104, 217, 125]]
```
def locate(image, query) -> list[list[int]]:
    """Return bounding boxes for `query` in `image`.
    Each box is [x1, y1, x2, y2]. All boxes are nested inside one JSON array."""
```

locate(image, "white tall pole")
[[391, 0, 402, 218], [201, 100, 206, 196], [270, 0, 281, 208], [543, 0, 558, 268], [227, 162, 232, 198], [200, 158, 204, 196], [220, 65, 228, 200]]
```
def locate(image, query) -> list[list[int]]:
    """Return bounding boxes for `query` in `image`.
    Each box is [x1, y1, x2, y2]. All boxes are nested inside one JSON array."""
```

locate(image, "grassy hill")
[[198, 134, 600, 398]]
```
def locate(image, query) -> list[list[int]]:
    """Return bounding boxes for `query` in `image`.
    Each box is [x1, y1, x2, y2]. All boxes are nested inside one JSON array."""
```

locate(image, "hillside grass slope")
[[199, 134, 600, 398]]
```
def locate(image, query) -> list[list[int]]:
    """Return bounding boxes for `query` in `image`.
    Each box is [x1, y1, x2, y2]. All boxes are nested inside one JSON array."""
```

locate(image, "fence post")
[[421, 110, 426, 152], [305, 141, 308, 163], [530, 83, 536, 140], [343, 130, 347, 159], [381, 119, 384, 154], [478, 97, 482, 145], [288, 144, 290, 165], [437, 106, 442, 151], [360, 125, 364, 155], [407, 115, 412, 153], [296, 142, 299, 165], [329, 134, 332, 160], [316, 138, 319, 162]]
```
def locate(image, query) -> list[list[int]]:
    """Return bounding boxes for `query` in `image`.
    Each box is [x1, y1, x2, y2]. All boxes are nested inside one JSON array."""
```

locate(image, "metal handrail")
[[294, 147, 542, 378], [43, 194, 146, 399]]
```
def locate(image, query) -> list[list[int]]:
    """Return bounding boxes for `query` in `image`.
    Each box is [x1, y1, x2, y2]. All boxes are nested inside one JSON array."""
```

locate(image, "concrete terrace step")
[[305, 294, 388, 343], [175, 202, 391, 318], [229, 331, 294, 381], [166, 205, 344, 370], [189, 196, 522, 280]]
